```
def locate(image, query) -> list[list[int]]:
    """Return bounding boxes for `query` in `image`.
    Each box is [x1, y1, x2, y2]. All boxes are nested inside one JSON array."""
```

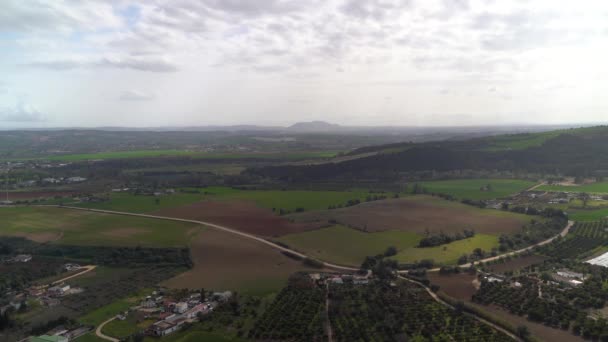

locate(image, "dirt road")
[[95, 317, 119, 342], [398, 276, 522, 341], [58, 205, 360, 272], [51, 265, 96, 285]]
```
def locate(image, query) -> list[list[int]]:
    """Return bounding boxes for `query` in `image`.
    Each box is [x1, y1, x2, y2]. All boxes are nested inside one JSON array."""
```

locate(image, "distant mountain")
[[287, 121, 343, 132]]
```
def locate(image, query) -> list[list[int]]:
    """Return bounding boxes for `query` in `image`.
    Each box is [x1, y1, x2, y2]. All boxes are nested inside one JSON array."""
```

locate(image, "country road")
[[57, 205, 360, 272], [51, 265, 96, 285], [56, 205, 573, 275], [398, 275, 522, 341], [95, 317, 119, 342], [411, 220, 574, 273]]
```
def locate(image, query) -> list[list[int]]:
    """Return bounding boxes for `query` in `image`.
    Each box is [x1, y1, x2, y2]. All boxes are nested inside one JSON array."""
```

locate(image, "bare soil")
[[427, 272, 478, 301], [163, 228, 319, 293], [291, 196, 528, 234], [13, 231, 63, 243], [485, 255, 548, 274], [154, 200, 322, 237]]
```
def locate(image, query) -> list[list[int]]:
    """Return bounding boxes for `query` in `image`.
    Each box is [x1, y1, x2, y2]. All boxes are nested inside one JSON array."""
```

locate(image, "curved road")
[[398, 275, 522, 341], [57, 205, 360, 272], [403, 220, 575, 274], [95, 317, 119, 342]]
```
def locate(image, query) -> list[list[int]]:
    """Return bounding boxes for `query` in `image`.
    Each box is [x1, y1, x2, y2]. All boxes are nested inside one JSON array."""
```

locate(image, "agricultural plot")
[[0, 206, 199, 247], [249, 278, 325, 341], [426, 273, 478, 301], [568, 208, 608, 221], [279, 224, 498, 266], [290, 195, 532, 235], [45, 150, 337, 162], [542, 221, 608, 259], [78, 187, 373, 215], [163, 228, 317, 295], [539, 181, 608, 194], [277, 225, 421, 266], [418, 179, 535, 200], [329, 280, 512, 341]]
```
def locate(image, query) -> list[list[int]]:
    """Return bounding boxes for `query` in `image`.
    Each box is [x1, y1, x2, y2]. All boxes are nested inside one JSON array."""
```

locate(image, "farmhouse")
[[48, 284, 70, 297], [174, 302, 188, 314], [14, 254, 32, 262], [556, 270, 585, 280], [149, 321, 180, 336]]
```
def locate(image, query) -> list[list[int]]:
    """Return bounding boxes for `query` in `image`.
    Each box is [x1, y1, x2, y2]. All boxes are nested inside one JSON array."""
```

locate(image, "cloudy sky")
[[1, 0, 608, 128]]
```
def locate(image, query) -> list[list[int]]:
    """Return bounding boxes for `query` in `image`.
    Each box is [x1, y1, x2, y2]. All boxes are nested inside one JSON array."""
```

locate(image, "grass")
[[393, 234, 499, 265], [278, 225, 498, 266], [417, 179, 535, 200], [278, 225, 421, 266], [37, 150, 338, 162], [539, 181, 608, 194], [481, 131, 561, 151], [77, 187, 377, 213], [568, 208, 608, 221], [74, 334, 108, 342], [0, 206, 199, 247], [78, 288, 150, 326], [103, 316, 155, 339], [203, 186, 376, 212]]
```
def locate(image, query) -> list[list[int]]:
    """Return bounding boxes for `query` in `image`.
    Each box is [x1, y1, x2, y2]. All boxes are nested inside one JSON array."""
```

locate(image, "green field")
[[278, 225, 498, 266], [77, 187, 375, 213], [539, 181, 608, 194], [278, 225, 421, 266], [0, 206, 199, 247], [568, 208, 608, 221], [103, 316, 155, 339], [418, 179, 535, 200], [481, 131, 561, 151], [393, 234, 499, 265], [39, 150, 337, 162]]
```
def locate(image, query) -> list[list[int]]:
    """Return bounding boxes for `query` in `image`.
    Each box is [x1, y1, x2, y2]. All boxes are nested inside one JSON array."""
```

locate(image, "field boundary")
[[51, 205, 360, 272]]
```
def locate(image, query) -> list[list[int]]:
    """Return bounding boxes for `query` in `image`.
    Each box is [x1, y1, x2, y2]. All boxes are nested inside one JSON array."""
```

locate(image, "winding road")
[[45, 205, 575, 342], [95, 317, 119, 342], [57, 205, 360, 272]]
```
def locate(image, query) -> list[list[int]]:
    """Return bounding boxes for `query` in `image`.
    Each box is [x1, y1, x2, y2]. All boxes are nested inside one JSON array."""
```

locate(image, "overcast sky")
[[1, 0, 608, 128]]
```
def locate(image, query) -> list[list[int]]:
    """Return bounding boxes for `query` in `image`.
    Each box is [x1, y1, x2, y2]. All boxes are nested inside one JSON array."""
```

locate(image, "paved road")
[[95, 317, 119, 342], [57, 205, 360, 272]]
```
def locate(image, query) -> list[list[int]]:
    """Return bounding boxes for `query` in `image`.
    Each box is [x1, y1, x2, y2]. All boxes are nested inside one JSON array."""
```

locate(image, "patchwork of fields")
[[0, 206, 199, 247], [539, 181, 608, 194], [163, 228, 316, 295], [290, 195, 532, 235], [278, 224, 499, 266], [76, 186, 374, 213], [417, 179, 535, 200]]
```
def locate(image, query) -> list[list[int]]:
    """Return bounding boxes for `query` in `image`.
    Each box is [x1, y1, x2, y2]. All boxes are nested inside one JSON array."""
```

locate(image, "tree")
[[384, 246, 397, 257], [516, 325, 530, 338]]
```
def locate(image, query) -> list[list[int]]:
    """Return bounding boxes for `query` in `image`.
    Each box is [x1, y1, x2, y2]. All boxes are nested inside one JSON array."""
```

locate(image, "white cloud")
[[119, 90, 155, 101], [0, 101, 45, 122]]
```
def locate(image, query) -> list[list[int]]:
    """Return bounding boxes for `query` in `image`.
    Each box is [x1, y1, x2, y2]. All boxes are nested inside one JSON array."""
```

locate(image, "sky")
[[1, 0, 608, 128]]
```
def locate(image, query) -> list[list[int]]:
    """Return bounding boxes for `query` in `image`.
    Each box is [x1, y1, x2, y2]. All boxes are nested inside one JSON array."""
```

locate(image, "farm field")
[[163, 228, 318, 295], [538, 181, 608, 193], [484, 254, 548, 274], [394, 234, 498, 265], [290, 195, 532, 235], [568, 207, 608, 221], [278, 225, 498, 266], [277, 225, 421, 266], [0, 206, 199, 247], [418, 179, 535, 200], [155, 200, 321, 237], [427, 272, 478, 301], [41, 150, 338, 162], [480, 131, 562, 151], [77, 187, 373, 214]]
